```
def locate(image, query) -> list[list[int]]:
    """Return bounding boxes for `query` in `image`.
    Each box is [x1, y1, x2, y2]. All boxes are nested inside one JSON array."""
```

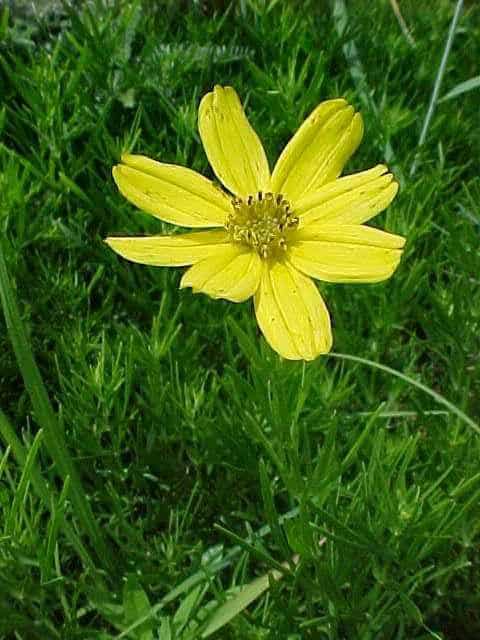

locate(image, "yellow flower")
[[106, 86, 405, 361]]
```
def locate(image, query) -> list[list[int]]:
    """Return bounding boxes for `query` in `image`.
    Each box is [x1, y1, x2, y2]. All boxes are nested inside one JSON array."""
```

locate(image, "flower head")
[[106, 86, 405, 360]]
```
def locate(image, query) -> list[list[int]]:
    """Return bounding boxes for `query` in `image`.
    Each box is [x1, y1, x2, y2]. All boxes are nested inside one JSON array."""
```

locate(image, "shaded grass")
[[1, 0, 479, 638]]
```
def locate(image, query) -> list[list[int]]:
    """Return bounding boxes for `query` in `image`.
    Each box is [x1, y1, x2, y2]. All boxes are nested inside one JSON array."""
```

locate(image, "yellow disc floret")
[[225, 191, 299, 259]]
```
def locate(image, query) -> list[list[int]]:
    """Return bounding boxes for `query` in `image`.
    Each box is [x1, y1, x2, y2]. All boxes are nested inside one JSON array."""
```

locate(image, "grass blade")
[[201, 574, 274, 638], [438, 75, 480, 102], [201, 557, 297, 638], [258, 458, 290, 557], [5, 428, 44, 535], [388, 0, 415, 48], [410, 0, 464, 175], [329, 352, 480, 435]]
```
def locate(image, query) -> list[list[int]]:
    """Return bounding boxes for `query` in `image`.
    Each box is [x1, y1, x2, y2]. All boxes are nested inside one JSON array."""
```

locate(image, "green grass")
[[1, 0, 479, 638]]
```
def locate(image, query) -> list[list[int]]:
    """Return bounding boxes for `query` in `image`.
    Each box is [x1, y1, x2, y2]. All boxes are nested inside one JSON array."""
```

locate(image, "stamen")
[[225, 191, 299, 259]]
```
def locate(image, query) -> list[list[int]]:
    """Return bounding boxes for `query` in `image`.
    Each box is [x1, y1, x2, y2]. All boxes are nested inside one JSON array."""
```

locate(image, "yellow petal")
[[271, 99, 363, 201], [198, 85, 270, 197], [105, 230, 230, 266], [296, 165, 398, 227], [113, 154, 232, 227], [254, 260, 332, 360], [180, 243, 262, 302], [288, 225, 404, 283], [295, 223, 406, 248]]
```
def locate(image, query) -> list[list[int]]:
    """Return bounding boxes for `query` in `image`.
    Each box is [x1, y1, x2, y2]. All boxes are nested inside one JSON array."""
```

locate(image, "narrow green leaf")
[[341, 402, 385, 471], [214, 524, 287, 575], [0, 5, 9, 38], [399, 592, 423, 625], [227, 317, 263, 369], [0, 444, 11, 481], [258, 458, 289, 556], [58, 171, 93, 206], [173, 584, 204, 633], [451, 471, 480, 499], [6, 428, 44, 535], [201, 559, 295, 638], [439, 75, 480, 102], [158, 617, 172, 640], [123, 576, 153, 640], [43, 475, 71, 582]]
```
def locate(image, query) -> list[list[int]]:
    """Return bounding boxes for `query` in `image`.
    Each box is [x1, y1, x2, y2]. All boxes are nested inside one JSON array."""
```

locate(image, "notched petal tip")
[[351, 110, 364, 137], [343, 111, 364, 158], [104, 236, 127, 251], [104, 237, 132, 261], [199, 90, 213, 111], [112, 165, 133, 200], [112, 164, 122, 185], [179, 273, 190, 290], [212, 84, 235, 96], [310, 98, 348, 119], [351, 109, 362, 123], [178, 279, 206, 298], [120, 152, 136, 165], [376, 164, 389, 176], [112, 164, 125, 187]]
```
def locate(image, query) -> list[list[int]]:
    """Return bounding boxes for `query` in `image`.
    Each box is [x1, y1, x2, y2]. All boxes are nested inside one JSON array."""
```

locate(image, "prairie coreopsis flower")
[[106, 86, 405, 360]]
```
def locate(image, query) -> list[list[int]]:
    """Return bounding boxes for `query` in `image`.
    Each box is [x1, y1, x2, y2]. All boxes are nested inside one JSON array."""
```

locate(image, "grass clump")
[[1, 0, 479, 638]]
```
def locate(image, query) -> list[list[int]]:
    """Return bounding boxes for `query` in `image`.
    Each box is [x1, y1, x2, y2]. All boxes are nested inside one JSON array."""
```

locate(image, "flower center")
[[225, 192, 299, 259]]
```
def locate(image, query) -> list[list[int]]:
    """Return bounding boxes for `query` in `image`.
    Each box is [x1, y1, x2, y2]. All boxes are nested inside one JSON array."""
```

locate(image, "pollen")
[[225, 191, 299, 259]]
